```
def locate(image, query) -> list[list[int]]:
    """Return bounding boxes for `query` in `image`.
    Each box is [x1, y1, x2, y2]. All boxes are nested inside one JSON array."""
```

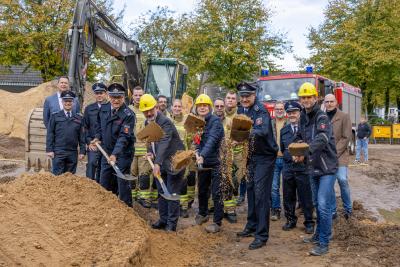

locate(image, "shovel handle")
[[95, 143, 115, 166], [146, 156, 162, 181]]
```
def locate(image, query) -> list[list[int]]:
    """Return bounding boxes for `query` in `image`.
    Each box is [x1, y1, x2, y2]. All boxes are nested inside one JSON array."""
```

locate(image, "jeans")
[[271, 157, 284, 210], [310, 174, 336, 246], [356, 138, 368, 161], [333, 166, 352, 215]]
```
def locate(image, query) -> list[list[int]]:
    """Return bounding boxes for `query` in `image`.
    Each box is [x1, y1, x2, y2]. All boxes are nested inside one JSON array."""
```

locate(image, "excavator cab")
[[144, 58, 188, 104]]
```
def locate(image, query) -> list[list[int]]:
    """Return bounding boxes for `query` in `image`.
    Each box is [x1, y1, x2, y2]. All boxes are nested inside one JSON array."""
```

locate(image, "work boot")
[[165, 225, 177, 232], [303, 234, 319, 244], [236, 196, 245, 206], [271, 209, 281, 221], [195, 214, 209, 225], [344, 212, 352, 220], [237, 228, 255, 238], [282, 221, 296, 231], [151, 220, 166, 230], [353, 160, 361, 165], [310, 244, 329, 256], [180, 208, 189, 218], [205, 223, 221, 233], [138, 199, 151, 209], [305, 225, 315, 234], [248, 239, 266, 250], [225, 212, 237, 224]]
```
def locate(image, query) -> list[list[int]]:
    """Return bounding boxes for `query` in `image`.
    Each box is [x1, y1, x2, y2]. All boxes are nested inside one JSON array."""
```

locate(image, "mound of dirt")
[[334, 206, 400, 266], [0, 134, 25, 159], [0, 173, 150, 266]]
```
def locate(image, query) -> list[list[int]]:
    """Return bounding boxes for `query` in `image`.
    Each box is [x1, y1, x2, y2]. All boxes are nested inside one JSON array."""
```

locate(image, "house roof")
[[0, 65, 43, 87]]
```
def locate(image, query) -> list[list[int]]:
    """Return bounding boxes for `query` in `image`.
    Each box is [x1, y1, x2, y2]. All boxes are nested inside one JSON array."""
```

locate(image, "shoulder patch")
[[256, 117, 263, 125], [124, 108, 132, 116]]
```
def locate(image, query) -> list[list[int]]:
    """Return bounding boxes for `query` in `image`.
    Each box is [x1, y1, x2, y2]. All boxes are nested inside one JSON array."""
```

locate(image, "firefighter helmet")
[[194, 94, 213, 107], [298, 82, 318, 97], [139, 94, 157, 112]]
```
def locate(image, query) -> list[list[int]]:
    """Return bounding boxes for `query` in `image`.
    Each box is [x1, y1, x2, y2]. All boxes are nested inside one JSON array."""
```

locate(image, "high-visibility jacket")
[[129, 104, 147, 156]]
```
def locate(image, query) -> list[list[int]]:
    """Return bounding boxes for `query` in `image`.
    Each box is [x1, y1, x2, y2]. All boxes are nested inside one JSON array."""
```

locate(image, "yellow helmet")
[[139, 94, 157, 112], [194, 94, 213, 107], [298, 82, 318, 97]]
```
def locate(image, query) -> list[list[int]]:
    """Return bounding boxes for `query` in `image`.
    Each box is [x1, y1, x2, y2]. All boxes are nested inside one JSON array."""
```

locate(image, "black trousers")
[[156, 170, 184, 229], [100, 155, 133, 207], [245, 155, 276, 242], [198, 166, 224, 225], [52, 151, 78, 175], [282, 168, 315, 227], [86, 150, 102, 182]]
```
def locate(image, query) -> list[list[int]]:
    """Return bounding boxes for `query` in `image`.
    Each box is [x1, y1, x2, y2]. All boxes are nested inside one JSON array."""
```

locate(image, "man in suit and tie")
[[43, 76, 80, 128], [139, 94, 185, 232], [280, 101, 314, 234]]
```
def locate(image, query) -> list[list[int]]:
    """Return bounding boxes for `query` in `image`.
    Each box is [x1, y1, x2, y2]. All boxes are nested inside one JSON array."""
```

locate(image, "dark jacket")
[[280, 123, 306, 172], [83, 102, 102, 145], [147, 112, 185, 173], [95, 102, 135, 157], [43, 92, 80, 128], [356, 122, 371, 139], [295, 104, 338, 176], [196, 113, 224, 167], [238, 101, 278, 158], [46, 110, 85, 154], [330, 109, 352, 166]]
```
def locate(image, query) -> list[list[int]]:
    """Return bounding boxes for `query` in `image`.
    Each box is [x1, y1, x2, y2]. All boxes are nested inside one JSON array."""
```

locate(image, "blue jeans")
[[310, 174, 336, 246], [271, 157, 284, 210], [356, 138, 368, 161], [333, 167, 352, 214]]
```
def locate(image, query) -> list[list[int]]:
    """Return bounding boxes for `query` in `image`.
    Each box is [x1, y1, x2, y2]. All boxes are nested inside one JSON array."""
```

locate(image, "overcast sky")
[[113, 0, 329, 70]]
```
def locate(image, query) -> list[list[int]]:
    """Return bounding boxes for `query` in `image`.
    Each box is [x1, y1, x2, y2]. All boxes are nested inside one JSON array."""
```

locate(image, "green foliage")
[[0, 0, 123, 82], [303, 0, 400, 117]]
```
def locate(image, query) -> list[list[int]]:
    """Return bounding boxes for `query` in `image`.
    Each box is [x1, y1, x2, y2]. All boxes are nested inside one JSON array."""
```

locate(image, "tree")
[[172, 0, 290, 91], [0, 0, 124, 82]]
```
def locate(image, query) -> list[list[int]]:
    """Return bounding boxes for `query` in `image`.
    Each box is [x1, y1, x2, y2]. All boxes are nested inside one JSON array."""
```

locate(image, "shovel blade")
[[158, 178, 181, 201], [160, 193, 181, 201], [112, 164, 137, 181]]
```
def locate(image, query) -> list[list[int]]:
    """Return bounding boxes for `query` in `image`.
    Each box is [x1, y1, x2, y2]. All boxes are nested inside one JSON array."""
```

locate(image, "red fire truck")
[[257, 71, 362, 154]]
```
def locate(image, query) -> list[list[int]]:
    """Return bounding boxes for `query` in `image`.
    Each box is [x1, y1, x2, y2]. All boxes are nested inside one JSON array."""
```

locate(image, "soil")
[[0, 134, 25, 159], [0, 142, 399, 266]]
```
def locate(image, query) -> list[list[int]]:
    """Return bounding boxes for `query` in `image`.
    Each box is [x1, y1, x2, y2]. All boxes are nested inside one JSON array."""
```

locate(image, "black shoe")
[[344, 212, 352, 220], [138, 199, 151, 209], [180, 208, 189, 218], [225, 212, 237, 224], [237, 228, 255, 238], [236, 196, 245, 206], [303, 234, 319, 244], [249, 239, 266, 250], [332, 212, 338, 220], [165, 225, 176, 232], [305, 225, 315, 234], [271, 209, 281, 221], [282, 221, 296, 231], [310, 244, 329, 256], [151, 220, 167, 230]]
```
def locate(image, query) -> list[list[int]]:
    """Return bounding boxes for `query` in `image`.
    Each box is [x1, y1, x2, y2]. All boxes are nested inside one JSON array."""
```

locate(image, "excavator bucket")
[[25, 108, 52, 172]]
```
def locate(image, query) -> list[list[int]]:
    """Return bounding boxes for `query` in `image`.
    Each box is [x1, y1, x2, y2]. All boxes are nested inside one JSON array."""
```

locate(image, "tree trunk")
[[397, 94, 400, 123], [384, 87, 390, 118]]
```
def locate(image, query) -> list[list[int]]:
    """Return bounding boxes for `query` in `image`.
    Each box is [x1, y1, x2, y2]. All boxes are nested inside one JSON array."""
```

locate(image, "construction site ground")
[[0, 137, 399, 267]]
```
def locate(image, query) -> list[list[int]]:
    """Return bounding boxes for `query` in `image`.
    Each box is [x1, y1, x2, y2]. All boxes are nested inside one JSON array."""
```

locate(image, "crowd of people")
[[44, 76, 368, 256]]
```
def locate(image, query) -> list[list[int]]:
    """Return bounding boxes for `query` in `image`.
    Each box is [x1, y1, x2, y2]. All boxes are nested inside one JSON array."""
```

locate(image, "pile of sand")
[[0, 172, 222, 266], [0, 173, 149, 266], [0, 82, 94, 139]]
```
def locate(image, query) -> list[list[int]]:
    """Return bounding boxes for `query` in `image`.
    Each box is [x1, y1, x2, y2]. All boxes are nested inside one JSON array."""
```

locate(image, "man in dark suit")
[[140, 94, 185, 232], [43, 76, 80, 128], [46, 91, 85, 175]]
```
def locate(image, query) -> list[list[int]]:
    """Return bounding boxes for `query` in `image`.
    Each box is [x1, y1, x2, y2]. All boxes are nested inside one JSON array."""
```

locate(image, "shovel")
[[95, 143, 137, 181], [146, 157, 181, 201], [195, 152, 212, 171]]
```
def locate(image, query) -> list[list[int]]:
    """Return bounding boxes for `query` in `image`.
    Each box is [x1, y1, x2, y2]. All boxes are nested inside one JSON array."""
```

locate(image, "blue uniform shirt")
[[46, 110, 85, 154]]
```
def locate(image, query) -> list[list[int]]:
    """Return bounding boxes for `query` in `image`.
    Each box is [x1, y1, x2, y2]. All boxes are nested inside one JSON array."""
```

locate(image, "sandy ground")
[[0, 142, 399, 266]]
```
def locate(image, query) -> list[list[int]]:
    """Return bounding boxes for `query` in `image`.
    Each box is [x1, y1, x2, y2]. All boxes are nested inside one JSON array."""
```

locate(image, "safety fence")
[[372, 124, 400, 144]]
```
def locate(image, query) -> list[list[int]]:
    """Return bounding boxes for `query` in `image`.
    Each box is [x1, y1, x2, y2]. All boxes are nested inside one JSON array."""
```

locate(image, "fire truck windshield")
[[257, 78, 316, 101]]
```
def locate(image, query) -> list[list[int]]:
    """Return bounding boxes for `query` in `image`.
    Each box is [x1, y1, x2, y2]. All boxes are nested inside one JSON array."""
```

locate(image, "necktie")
[[294, 125, 298, 134], [112, 109, 117, 116], [67, 111, 71, 118]]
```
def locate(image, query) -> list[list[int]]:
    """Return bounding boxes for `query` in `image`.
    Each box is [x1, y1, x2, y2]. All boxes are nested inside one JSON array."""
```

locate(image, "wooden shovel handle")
[[146, 156, 162, 181]]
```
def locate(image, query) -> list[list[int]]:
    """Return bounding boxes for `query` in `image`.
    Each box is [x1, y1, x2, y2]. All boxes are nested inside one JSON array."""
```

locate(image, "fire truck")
[[257, 69, 362, 154]]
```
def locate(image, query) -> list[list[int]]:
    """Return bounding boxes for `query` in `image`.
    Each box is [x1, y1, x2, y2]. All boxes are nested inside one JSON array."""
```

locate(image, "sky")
[[113, 0, 329, 70]]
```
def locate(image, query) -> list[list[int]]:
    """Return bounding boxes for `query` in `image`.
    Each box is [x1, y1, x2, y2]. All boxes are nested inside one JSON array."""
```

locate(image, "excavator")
[[25, 0, 189, 171]]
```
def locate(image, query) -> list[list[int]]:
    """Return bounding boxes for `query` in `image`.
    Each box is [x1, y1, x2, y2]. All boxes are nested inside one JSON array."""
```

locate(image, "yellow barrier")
[[393, 124, 400, 139], [372, 125, 391, 138]]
